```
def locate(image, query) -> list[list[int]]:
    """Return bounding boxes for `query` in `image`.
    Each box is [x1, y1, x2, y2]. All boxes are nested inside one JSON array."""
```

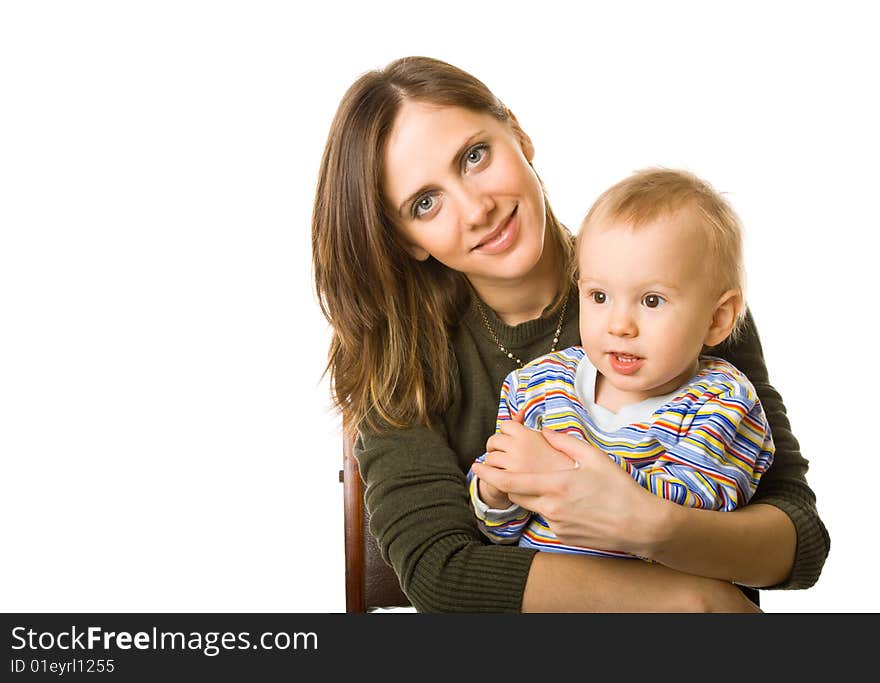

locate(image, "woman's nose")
[[459, 184, 495, 227]]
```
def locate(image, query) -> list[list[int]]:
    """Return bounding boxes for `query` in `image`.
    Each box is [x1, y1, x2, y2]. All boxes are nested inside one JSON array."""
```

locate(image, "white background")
[[2, 1, 877, 613]]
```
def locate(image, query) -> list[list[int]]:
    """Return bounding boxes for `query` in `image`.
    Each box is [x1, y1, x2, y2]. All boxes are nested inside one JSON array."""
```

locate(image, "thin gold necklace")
[[474, 293, 569, 368]]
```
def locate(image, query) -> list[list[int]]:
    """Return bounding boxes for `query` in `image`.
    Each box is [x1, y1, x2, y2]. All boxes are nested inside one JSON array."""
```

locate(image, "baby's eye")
[[642, 294, 666, 308], [463, 144, 489, 172], [591, 291, 607, 304]]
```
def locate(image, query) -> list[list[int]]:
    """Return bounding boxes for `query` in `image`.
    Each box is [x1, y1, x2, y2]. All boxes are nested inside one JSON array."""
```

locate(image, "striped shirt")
[[468, 346, 775, 557]]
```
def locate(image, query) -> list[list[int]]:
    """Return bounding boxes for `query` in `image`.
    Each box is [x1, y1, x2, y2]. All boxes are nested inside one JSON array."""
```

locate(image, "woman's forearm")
[[639, 501, 796, 587], [522, 552, 760, 612], [510, 428, 801, 589]]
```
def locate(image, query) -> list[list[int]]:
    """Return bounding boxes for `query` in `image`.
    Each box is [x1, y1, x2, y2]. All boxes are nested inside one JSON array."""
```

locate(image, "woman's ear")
[[505, 108, 535, 162], [393, 217, 430, 260], [403, 242, 430, 261], [704, 290, 743, 347]]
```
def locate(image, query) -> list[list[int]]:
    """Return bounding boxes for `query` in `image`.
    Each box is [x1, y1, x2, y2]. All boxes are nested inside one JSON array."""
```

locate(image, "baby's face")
[[577, 210, 721, 400]]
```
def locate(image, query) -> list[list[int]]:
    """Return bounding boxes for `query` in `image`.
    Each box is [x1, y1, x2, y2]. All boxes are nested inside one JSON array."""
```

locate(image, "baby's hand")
[[484, 417, 577, 474], [477, 478, 512, 510]]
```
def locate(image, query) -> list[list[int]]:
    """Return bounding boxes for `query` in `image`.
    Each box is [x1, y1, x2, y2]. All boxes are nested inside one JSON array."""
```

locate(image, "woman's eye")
[[642, 294, 666, 308], [412, 194, 436, 218], [591, 291, 607, 304], [463, 144, 488, 171]]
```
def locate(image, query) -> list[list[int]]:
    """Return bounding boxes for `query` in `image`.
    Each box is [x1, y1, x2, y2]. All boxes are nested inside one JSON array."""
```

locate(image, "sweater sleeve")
[[356, 421, 538, 613], [713, 309, 831, 589]]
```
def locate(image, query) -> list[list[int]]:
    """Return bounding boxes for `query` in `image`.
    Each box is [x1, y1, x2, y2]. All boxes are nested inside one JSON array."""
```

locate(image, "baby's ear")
[[704, 290, 743, 347]]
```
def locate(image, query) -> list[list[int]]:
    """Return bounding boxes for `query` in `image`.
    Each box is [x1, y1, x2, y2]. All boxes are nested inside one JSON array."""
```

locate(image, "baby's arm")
[[468, 452, 533, 544], [467, 370, 532, 544], [623, 370, 774, 511]]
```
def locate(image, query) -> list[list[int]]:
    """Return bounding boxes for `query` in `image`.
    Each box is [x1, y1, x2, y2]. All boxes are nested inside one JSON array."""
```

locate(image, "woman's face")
[[382, 101, 547, 290]]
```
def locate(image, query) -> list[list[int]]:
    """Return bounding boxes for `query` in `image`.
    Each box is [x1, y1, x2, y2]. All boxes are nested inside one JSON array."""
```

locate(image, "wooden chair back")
[[341, 436, 411, 612]]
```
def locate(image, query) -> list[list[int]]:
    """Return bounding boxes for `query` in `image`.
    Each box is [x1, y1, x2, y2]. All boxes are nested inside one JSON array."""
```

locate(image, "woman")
[[312, 56, 829, 612]]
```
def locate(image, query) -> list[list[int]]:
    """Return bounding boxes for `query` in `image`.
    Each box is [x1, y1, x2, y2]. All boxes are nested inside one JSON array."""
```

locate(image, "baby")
[[468, 168, 775, 556]]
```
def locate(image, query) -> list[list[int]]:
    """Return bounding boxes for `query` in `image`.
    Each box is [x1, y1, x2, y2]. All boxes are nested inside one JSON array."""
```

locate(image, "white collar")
[[574, 354, 685, 432]]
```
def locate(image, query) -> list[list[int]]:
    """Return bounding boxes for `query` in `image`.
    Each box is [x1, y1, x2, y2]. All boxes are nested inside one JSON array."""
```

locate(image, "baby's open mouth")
[[608, 352, 645, 375]]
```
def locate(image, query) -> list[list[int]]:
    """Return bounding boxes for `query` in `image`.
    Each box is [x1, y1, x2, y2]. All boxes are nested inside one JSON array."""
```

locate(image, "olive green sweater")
[[356, 290, 830, 612]]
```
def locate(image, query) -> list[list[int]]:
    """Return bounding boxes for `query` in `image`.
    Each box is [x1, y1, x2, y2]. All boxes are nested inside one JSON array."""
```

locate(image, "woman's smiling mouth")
[[472, 206, 519, 254]]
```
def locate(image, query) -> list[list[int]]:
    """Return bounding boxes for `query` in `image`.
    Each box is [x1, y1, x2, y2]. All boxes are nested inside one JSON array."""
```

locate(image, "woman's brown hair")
[[312, 56, 573, 435]]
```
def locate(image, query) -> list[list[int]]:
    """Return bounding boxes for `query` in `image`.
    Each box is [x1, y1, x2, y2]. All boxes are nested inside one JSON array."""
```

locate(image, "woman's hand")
[[483, 416, 577, 474], [473, 415, 576, 512], [474, 428, 668, 556]]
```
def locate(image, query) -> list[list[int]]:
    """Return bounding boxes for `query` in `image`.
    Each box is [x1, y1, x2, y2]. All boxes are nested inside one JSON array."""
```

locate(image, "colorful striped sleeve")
[[467, 367, 533, 543], [621, 374, 775, 510], [467, 453, 533, 543]]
